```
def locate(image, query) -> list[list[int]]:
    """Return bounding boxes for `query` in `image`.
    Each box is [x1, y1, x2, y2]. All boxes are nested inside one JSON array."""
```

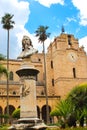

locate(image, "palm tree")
[[50, 99, 74, 128], [35, 26, 50, 124], [67, 84, 87, 110], [1, 13, 15, 117], [0, 64, 8, 77], [0, 54, 6, 60], [66, 83, 87, 126]]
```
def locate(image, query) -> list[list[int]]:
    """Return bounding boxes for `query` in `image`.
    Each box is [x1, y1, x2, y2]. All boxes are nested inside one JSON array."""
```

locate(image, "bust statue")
[[18, 35, 38, 59]]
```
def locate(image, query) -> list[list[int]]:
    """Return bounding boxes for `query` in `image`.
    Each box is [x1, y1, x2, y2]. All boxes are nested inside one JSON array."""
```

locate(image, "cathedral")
[[0, 32, 87, 123]]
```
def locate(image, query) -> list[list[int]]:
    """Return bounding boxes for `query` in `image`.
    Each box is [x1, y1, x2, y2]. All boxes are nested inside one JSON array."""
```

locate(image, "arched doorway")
[[4, 105, 15, 123], [0, 106, 3, 124], [41, 105, 51, 123]]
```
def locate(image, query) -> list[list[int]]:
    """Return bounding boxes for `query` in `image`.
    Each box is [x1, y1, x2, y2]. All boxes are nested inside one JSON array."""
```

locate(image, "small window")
[[38, 58, 41, 62], [52, 79, 54, 86], [43, 72, 45, 80], [73, 68, 76, 78], [51, 60, 53, 68], [9, 71, 13, 80], [55, 43, 57, 49], [68, 35, 72, 46]]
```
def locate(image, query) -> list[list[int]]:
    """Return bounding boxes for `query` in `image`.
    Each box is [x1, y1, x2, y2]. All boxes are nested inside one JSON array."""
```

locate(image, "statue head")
[[22, 35, 33, 51], [17, 35, 38, 59]]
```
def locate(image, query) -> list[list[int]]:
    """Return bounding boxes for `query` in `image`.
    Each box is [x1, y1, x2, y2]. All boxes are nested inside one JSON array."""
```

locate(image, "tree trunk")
[[7, 29, 9, 121], [43, 41, 49, 124]]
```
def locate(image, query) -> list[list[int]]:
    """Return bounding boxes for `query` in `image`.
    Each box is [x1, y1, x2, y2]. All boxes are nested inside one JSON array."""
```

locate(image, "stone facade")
[[0, 33, 87, 122]]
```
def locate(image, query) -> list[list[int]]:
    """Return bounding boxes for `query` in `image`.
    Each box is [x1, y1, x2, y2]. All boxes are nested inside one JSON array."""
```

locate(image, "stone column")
[[16, 63, 39, 118]]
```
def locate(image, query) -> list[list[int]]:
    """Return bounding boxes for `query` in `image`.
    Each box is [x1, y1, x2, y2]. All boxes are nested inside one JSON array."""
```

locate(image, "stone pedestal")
[[16, 62, 39, 118]]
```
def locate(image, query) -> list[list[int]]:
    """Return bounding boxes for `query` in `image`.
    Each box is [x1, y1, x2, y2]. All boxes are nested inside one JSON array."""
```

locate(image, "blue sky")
[[0, 0, 87, 59]]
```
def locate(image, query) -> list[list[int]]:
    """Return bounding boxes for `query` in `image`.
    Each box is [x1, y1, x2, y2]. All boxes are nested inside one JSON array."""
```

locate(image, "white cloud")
[[35, 0, 64, 7], [67, 17, 77, 23], [79, 36, 87, 54], [72, 0, 87, 26], [71, 0, 87, 53], [0, 0, 87, 59], [0, 0, 51, 59], [0, 0, 30, 59]]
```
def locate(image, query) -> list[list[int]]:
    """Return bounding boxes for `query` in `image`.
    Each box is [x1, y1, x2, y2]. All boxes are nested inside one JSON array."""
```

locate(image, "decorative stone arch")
[[4, 105, 15, 115]]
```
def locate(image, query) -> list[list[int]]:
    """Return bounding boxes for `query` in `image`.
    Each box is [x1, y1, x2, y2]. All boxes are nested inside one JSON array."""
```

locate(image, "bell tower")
[[47, 33, 87, 98]]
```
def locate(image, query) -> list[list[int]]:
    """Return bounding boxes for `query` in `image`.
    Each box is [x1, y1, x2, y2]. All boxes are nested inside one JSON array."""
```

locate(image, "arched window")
[[52, 79, 54, 86], [73, 68, 76, 78], [13, 91, 16, 95], [9, 71, 13, 80], [68, 35, 72, 46]]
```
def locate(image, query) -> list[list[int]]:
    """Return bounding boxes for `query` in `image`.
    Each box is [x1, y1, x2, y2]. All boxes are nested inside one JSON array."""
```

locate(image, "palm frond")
[[1, 13, 15, 30], [35, 25, 50, 43]]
